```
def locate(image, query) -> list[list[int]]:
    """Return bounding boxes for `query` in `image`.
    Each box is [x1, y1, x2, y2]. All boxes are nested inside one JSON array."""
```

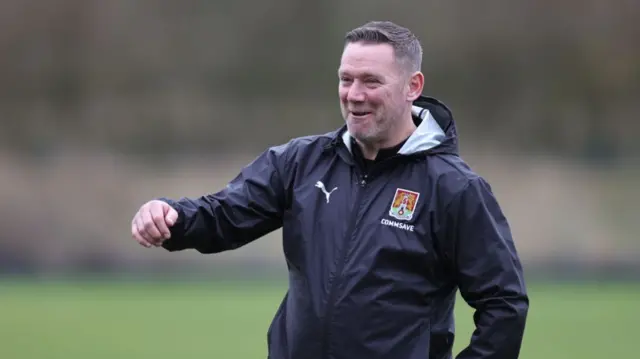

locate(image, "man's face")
[[338, 42, 411, 145]]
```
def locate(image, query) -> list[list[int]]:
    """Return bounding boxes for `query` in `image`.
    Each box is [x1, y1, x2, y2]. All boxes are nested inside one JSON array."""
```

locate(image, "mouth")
[[350, 111, 372, 119]]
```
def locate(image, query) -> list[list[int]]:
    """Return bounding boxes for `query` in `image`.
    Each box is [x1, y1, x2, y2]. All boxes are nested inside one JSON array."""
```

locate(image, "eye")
[[364, 78, 381, 86]]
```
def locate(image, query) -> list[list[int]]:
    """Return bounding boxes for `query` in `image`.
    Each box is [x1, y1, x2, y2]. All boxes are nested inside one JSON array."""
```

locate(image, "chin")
[[350, 129, 380, 144], [346, 122, 366, 136]]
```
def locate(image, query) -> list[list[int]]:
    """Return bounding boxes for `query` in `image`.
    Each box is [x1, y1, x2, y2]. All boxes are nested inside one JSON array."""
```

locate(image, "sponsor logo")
[[380, 218, 415, 232]]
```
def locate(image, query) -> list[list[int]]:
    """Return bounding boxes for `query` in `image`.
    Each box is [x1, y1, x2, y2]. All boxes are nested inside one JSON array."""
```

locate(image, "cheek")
[[383, 91, 403, 108], [338, 86, 349, 100], [367, 91, 389, 109]]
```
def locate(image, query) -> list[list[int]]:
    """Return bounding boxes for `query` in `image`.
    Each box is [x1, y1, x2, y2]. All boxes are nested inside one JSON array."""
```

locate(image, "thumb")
[[164, 205, 179, 227]]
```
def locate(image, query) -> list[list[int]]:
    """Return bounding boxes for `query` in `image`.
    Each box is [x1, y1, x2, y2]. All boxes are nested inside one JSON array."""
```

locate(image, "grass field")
[[0, 279, 638, 358]]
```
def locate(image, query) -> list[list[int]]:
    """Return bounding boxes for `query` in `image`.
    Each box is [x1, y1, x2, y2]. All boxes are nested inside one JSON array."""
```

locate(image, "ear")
[[406, 71, 424, 101]]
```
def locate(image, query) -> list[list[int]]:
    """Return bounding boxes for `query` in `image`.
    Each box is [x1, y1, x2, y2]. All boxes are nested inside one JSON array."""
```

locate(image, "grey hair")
[[344, 21, 423, 73]]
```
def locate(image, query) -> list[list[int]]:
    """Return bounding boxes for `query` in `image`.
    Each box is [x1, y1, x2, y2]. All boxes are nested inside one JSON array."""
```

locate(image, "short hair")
[[344, 21, 423, 73]]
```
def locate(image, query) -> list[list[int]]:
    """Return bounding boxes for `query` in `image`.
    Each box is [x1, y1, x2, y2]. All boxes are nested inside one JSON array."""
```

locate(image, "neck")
[[357, 112, 417, 160]]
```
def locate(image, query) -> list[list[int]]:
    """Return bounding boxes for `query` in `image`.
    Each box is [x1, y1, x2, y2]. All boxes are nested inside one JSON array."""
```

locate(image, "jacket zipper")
[[321, 171, 368, 359], [318, 149, 414, 358]]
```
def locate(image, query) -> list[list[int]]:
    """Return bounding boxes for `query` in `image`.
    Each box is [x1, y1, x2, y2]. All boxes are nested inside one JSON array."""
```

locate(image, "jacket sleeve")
[[159, 144, 290, 254], [444, 177, 529, 359]]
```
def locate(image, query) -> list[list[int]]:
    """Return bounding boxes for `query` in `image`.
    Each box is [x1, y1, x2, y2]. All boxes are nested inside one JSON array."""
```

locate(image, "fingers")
[[141, 207, 163, 240], [134, 211, 158, 246], [131, 200, 175, 248], [165, 206, 178, 227], [131, 220, 152, 248]]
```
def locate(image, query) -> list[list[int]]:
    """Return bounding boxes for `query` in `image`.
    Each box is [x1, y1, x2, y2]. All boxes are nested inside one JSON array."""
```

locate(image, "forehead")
[[339, 42, 399, 75]]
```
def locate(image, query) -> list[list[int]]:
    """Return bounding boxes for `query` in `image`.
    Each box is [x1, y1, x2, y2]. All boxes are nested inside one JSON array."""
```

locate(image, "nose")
[[345, 81, 366, 103]]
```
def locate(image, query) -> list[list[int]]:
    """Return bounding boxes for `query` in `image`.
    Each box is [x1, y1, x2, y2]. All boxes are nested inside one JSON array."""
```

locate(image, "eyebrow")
[[337, 70, 380, 78]]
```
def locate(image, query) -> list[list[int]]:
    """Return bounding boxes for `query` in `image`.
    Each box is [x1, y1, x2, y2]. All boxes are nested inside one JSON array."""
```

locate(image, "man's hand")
[[131, 200, 179, 248]]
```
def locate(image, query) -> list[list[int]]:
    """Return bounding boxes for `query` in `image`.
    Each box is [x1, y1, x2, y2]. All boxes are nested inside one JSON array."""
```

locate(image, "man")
[[131, 21, 529, 359]]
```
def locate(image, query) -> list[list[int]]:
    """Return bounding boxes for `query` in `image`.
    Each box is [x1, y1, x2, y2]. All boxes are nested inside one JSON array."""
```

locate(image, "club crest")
[[389, 188, 420, 221]]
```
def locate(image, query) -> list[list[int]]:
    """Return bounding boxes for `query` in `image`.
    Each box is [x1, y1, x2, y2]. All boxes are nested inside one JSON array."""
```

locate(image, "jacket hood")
[[335, 95, 459, 156]]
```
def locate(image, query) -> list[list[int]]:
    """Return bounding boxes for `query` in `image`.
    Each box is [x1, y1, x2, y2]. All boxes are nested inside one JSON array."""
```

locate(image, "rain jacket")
[[160, 95, 529, 359]]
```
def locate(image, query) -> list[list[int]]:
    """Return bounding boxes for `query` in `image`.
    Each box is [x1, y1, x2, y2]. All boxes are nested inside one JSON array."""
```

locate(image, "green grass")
[[0, 280, 638, 358]]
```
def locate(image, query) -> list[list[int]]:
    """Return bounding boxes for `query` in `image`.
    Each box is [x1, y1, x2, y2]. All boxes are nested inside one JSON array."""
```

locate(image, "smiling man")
[[338, 29, 422, 161], [131, 21, 529, 359]]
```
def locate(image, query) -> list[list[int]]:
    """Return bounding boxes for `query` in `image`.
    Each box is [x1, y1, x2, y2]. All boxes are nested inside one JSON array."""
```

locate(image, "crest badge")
[[389, 188, 420, 221]]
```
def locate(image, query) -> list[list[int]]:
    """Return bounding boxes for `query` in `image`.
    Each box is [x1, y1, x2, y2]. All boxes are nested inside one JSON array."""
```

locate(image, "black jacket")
[[161, 95, 529, 359]]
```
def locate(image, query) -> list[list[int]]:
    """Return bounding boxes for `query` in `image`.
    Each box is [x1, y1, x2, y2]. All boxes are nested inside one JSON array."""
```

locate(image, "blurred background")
[[0, 1, 638, 358]]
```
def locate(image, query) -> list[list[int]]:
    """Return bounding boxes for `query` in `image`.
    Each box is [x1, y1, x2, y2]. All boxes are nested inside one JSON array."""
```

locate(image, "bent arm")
[[160, 145, 289, 254], [445, 178, 529, 359]]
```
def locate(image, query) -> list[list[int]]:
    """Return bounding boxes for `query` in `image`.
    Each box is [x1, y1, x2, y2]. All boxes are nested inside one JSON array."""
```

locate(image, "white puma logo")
[[315, 181, 338, 203]]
